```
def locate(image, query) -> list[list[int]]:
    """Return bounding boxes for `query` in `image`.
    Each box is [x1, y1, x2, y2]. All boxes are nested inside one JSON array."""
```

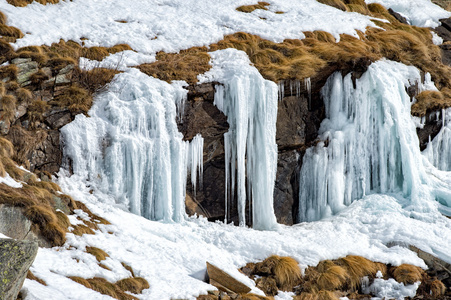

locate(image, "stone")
[[58, 64, 75, 75], [0, 238, 38, 300], [11, 58, 31, 65], [388, 8, 408, 24], [206, 262, 251, 294], [0, 205, 34, 241], [16, 61, 39, 85], [44, 108, 72, 130], [440, 18, 451, 32], [256, 277, 278, 296]]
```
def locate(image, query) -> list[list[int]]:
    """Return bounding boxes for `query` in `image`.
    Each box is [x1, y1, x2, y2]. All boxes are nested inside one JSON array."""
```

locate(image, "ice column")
[[200, 49, 278, 230], [61, 69, 196, 222], [423, 108, 451, 171], [299, 60, 429, 222]]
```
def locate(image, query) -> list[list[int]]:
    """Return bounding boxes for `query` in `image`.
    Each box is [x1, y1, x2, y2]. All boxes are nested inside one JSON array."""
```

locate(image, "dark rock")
[[0, 239, 38, 300], [434, 26, 451, 43], [389, 8, 409, 24], [416, 112, 443, 151], [44, 108, 72, 130], [29, 129, 62, 174], [440, 18, 451, 33]]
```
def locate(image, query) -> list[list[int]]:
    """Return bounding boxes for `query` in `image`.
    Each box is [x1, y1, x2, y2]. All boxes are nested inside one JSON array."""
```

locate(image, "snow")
[[365, 0, 451, 27], [362, 272, 420, 300], [19, 172, 451, 299], [199, 49, 279, 230], [0, 0, 378, 56], [0, 172, 23, 188]]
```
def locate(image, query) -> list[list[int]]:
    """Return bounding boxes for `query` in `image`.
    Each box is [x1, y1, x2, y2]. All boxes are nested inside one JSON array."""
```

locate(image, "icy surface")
[[299, 60, 451, 222], [61, 69, 192, 222], [0, 0, 377, 54], [365, 0, 451, 27], [199, 49, 278, 230], [424, 108, 451, 171]]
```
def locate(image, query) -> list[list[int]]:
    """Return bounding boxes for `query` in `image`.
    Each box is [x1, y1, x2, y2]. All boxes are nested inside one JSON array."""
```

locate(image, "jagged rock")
[[0, 205, 34, 241], [416, 113, 443, 151], [15, 60, 39, 86], [0, 238, 38, 300], [206, 262, 251, 294], [29, 129, 62, 173], [44, 108, 72, 130], [388, 8, 408, 24]]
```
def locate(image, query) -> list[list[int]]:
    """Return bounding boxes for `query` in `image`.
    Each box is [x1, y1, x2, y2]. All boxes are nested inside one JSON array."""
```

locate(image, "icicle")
[[278, 80, 285, 100], [61, 69, 190, 222], [199, 48, 278, 230], [424, 108, 451, 171], [187, 134, 204, 195], [304, 77, 311, 109], [299, 60, 437, 222]]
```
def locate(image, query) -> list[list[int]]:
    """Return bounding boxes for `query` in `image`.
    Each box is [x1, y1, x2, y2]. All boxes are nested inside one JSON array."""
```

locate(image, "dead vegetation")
[[236, 2, 270, 13], [6, 0, 59, 7], [68, 262, 149, 300], [232, 255, 446, 300], [138, 1, 451, 114]]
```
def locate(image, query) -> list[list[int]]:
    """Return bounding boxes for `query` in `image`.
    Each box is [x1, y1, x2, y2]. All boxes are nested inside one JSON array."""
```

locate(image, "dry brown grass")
[[121, 262, 136, 277], [69, 276, 141, 300], [0, 23, 24, 39], [316, 265, 349, 291], [236, 2, 270, 13], [239, 294, 272, 300], [72, 67, 119, 95], [86, 246, 109, 262], [392, 264, 424, 285], [27, 100, 50, 125], [430, 279, 446, 297], [316, 0, 347, 11], [0, 64, 18, 81], [27, 270, 47, 286], [115, 277, 150, 294], [272, 256, 302, 290], [138, 47, 211, 84], [23, 204, 57, 226], [1, 94, 17, 121], [52, 85, 92, 114], [6, 0, 59, 6], [72, 224, 95, 236], [335, 256, 380, 290], [411, 90, 451, 116], [55, 210, 71, 228], [16, 87, 33, 103], [40, 221, 66, 246], [7, 125, 48, 166], [0, 136, 14, 158]]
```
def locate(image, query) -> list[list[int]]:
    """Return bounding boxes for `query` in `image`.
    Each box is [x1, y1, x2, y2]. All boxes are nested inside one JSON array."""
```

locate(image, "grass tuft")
[[430, 279, 446, 297], [27, 270, 47, 286], [86, 246, 109, 262], [115, 277, 150, 294], [392, 264, 424, 285]]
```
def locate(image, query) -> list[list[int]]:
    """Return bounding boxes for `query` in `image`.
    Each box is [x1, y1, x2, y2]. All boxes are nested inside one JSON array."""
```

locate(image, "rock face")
[[0, 239, 38, 300], [179, 76, 326, 225]]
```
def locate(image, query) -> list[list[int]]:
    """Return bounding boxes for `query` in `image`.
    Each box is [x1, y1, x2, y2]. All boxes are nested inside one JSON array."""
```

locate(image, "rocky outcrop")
[[0, 239, 38, 300]]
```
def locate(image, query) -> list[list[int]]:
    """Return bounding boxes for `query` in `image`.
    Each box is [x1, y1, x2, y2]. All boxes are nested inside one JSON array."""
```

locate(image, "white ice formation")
[[424, 108, 451, 171], [200, 48, 279, 230], [61, 69, 203, 222], [298, 60, 451, 222]]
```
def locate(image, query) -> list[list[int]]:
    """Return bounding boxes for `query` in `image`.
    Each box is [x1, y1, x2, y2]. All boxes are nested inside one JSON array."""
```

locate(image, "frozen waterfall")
[[61, 68, 203, 222], [423, 108, 451, 171], [298, 60, 451, 222], [199, 49, 279, 230]]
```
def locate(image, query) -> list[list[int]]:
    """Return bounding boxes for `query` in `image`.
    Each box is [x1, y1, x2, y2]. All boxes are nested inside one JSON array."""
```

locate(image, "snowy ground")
[[1, 0, 451, 299]]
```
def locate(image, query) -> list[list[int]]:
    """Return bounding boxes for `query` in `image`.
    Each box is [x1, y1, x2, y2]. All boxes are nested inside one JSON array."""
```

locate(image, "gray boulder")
[[0, 239, 38, 300]]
